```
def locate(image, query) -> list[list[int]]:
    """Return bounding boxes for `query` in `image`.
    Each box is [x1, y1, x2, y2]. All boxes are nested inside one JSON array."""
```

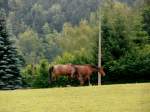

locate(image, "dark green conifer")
[[0, 11, 22, 90]]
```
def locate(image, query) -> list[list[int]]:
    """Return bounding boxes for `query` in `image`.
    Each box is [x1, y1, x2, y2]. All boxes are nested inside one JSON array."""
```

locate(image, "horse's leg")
[[71, 70, 74, 78], [78, 74, 84, 86], [68, 76, 72, 86], [80, 79, 84, 86], [87, 76, 91, 86], [71, 67, 76, 78], [52, 74, 57, 81]]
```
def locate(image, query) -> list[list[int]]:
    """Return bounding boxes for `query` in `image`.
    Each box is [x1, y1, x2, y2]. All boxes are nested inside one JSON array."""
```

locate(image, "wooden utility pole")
[[98, 6, 102, 85]]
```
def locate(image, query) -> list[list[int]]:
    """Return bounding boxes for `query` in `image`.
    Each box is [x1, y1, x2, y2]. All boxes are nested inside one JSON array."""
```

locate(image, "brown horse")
[[74, 64, 105, 85], [48, 64, 76, 84]]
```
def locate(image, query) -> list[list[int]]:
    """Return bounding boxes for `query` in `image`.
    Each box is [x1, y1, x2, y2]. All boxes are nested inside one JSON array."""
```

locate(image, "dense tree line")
[[0, 0, 150, 88], [6, 0, 101, 64], [7, 0, 100, 34], [21, 1, 150, 87], [1, 0, 143, 65]]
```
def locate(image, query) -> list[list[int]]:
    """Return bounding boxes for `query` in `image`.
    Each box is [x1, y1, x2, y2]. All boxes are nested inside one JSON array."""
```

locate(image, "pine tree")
[[0, 11, 22, 90]]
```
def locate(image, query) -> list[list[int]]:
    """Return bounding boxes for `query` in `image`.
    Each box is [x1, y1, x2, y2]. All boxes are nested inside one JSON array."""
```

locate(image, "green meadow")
[[0, 83, 150, 112]]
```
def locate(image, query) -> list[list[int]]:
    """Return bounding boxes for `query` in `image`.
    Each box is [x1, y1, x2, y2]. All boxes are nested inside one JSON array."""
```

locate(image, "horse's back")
[[53, 64, 74, 75], [75, 65, 92, 75]]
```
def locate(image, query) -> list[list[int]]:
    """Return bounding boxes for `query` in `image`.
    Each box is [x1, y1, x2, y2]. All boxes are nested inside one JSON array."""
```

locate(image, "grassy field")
[[0, 83, 150, 112]]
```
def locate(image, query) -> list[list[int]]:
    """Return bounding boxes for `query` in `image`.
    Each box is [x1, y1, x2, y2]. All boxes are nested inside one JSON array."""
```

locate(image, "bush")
[[21, 59, 49, 88], [21, 58, 79, 88], [104, 45, 150, 83], [52, 48, 95, 65]]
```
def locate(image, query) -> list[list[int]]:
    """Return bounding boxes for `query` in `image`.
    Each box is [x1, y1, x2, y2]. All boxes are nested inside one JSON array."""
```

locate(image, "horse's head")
[[98, 67, 106, 77]]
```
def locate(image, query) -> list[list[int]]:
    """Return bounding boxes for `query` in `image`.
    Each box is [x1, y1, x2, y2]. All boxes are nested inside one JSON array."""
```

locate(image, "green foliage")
[[21, 58, 76, 88], [15, 24, 61, 64], [16, 29, 44, 64], [0, 0, 9, 14], [107, 45, 150, 83], [56, 21, 98, 64], [6, 1, 150, 87], [52, 52, 75, 64], [0, 11, 23, 90], [42, 25, 61, 62], [21, 64, 35, 87], [32, 59, 49, 88], [142, 6, 150, 36], [4, 0, 102, 65], [52, 1, 150, 85], [101, 3, 133, 63], [21, 59, 49, 88], [101, 2, 150, 83], [53, 48, 95, 65], [7, 0, 100, 34]]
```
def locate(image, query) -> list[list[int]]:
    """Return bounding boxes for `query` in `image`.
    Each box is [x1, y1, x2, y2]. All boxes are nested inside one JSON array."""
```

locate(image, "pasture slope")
[[0, 83, 150, 112]]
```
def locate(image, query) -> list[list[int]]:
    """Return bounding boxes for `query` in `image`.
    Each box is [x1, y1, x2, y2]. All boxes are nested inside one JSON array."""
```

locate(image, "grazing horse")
[[48, 64, 76, 84], [74, 64, 105, 85]]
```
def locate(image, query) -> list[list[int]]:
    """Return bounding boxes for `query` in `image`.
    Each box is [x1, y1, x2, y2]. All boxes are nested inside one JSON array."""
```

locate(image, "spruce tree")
[[0, 11, 22, 90]]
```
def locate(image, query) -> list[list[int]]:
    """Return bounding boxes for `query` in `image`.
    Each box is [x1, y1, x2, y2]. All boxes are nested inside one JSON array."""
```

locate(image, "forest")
[[0, 0, 150, 89]]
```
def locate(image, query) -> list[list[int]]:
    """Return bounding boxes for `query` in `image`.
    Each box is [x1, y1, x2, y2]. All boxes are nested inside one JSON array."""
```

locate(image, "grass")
[[0, 83, 150, 112]]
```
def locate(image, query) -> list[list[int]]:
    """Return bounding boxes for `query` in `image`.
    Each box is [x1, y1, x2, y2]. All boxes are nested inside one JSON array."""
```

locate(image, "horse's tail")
[[48, 66, 54, 84]]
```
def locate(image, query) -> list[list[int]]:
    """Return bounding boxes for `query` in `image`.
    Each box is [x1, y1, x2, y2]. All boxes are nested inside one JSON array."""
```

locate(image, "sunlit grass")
[[0, 83, 150, 112]]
